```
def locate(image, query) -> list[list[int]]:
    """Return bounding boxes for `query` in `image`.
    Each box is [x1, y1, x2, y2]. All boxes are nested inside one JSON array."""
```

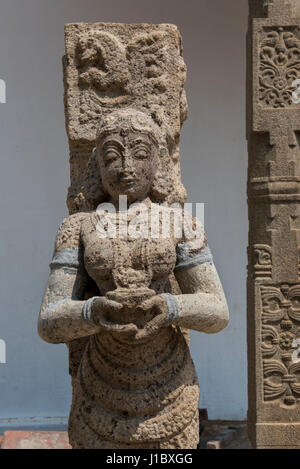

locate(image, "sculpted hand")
[[90, 297, 138, 336], [135, 295, 169, 340]]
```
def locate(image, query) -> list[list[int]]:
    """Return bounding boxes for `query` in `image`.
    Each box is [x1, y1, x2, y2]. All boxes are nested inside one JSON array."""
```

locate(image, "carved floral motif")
[[259, 27, 300, 108], [264, 359, 300, 406], [261, 284, 300, 406]]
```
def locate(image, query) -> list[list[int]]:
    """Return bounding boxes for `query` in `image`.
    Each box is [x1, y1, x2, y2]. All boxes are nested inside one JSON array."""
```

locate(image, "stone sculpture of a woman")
[[38, 108, 229, 449]]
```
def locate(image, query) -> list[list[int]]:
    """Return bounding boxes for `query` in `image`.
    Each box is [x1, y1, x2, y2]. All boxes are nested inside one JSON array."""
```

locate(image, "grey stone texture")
[[248, 0, 300, 449], [63, 23, 188, 214]]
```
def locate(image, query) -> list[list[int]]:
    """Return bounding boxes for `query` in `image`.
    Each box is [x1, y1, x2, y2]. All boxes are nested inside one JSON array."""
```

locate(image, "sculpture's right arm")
[[38, 215, 100, 344], [38, 254, 100, 344]]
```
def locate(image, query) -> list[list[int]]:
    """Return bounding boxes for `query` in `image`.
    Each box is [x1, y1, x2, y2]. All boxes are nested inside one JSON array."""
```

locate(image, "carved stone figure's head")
[[67, 109, 187, 213], [95, 110, 161, 204]]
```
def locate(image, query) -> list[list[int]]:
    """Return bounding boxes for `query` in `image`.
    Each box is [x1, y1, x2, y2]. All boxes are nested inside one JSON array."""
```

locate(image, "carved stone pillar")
[[247, 0, 300, 449]]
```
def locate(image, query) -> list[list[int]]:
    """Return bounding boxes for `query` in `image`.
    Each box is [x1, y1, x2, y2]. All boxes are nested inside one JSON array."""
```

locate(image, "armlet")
[[50, 248, 82, 270], [175, 243, 213, 271]]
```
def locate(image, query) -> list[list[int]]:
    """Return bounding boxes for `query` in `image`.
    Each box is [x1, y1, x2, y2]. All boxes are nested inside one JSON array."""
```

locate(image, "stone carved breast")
[[81, 211, 177, 293]]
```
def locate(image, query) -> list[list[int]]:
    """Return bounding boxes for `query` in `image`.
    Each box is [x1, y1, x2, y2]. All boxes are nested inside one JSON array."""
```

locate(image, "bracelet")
[[82, 297, 98, 326], [162, 293, 180, 324]]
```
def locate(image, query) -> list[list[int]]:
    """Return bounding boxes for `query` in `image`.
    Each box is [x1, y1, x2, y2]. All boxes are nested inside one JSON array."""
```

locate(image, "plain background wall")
[[0, 0, 248, 425]]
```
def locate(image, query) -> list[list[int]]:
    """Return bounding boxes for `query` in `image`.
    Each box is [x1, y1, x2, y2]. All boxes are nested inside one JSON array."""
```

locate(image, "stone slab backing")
[[63, 23, 188, 212]]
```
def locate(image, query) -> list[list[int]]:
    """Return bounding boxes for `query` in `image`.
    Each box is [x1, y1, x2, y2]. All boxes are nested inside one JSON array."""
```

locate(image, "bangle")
[[82, 297, 97, 326], [162, 293, 180, 324]]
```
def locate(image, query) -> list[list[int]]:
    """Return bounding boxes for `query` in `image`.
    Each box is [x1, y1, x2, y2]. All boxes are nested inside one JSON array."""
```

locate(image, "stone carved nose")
[[121, 153, 134, 172]]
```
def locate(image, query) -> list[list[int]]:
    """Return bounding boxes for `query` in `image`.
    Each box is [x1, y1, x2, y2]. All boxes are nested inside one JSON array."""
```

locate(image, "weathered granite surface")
[[247, 0, 300, 449], [38, 22, 229, 449], [63, 23, 188, 214]]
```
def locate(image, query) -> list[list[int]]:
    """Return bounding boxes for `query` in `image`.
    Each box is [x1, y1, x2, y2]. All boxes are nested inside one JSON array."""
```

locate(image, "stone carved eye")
[[104, 150, 121, 163], [102, 141, 123, 165], [133, 146, 150, 160], [130, 139, 151, 160]]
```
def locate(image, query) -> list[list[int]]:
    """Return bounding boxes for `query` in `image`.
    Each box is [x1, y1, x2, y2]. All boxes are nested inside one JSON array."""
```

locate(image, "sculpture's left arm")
[[172, 250, 229, 334], [138, 245, 229, 338]]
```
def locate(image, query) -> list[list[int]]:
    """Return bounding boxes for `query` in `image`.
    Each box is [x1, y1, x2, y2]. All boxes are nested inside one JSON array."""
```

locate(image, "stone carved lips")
[[119, 176, 135, 187]]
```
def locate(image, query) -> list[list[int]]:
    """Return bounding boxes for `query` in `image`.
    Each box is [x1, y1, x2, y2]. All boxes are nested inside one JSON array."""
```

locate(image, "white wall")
[[0, 0, 248, 426]]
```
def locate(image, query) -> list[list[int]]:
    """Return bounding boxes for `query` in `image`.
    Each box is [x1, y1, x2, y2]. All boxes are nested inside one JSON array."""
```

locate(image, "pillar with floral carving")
[[247, 0, 300, 449]]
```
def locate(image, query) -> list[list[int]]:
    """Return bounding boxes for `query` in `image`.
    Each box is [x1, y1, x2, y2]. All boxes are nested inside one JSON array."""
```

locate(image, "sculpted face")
[[97, 129, 157, 204]]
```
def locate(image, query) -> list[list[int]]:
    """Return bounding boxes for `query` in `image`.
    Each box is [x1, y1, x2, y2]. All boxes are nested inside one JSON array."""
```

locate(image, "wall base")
[[249, 423, 300, 449]]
